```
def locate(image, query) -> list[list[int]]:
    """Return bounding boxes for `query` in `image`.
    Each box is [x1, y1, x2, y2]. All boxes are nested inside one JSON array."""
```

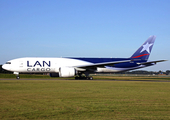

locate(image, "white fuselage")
[[2, 57, 127, 73], [2, 57, 150, 77]]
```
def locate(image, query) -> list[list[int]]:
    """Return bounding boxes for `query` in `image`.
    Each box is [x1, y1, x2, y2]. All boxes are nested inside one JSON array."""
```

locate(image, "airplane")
[[2, 35, 167, 79]]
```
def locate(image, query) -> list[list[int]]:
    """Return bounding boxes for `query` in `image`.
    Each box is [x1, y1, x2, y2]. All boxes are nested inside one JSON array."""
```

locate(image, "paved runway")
[[0, 78, 170, 82]]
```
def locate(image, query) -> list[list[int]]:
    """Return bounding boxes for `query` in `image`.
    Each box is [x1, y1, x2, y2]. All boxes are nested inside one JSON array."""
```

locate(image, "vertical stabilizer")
[[131, 36, 156, 61]]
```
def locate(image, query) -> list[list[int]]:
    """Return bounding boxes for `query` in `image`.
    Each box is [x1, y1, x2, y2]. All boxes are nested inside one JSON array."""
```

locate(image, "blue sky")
[[0, 0, 170, 71]]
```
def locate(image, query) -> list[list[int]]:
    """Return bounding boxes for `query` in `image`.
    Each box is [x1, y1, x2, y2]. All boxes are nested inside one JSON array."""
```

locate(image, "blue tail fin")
[[131, 36, 156, 61]]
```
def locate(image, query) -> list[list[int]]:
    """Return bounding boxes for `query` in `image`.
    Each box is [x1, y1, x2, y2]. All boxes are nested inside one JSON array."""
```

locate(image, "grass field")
[[0, 77, 170, 119]]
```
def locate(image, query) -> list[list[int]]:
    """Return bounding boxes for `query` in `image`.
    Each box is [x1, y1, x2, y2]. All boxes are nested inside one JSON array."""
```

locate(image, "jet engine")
[[59, 67, 76, 77]]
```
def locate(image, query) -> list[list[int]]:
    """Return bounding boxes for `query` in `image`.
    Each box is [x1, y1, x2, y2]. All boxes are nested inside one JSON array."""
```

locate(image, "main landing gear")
[[75, 76, 93, 80], [75, 72, 93, 80]]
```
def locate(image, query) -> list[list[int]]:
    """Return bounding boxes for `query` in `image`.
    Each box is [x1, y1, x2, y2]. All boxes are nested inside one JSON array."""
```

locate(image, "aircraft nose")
[[2, 64, 6, 70], [2, 64, 10, 71], [2, 64, 5, 69]]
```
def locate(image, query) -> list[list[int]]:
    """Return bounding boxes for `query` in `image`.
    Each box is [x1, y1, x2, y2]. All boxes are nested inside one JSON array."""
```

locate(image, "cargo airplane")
[[2, 36, 166, 79]]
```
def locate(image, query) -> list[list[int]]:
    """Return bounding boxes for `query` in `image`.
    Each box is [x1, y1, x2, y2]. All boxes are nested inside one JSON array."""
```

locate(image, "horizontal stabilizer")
[[137, 60, 167, 65]]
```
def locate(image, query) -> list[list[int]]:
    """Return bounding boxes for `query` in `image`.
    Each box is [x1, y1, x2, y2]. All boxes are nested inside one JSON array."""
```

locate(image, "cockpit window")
[[6, 62, 11, 64]]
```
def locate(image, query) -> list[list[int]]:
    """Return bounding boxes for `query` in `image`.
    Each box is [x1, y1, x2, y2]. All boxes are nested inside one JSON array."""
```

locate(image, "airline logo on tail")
[[132, 42, 153, 58], [140, 42, 153, 53], [131, 36, 156, 60]]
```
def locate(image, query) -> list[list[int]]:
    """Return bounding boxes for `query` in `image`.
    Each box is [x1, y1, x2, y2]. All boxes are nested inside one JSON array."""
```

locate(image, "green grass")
[[0, 80, 170, 119]]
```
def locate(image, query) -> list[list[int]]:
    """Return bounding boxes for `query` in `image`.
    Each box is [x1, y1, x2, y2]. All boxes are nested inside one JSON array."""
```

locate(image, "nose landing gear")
[[14, 72, 20, 79]]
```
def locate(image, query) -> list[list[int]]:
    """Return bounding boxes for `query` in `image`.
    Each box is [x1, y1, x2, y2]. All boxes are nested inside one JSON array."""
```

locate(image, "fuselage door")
[[19, 61, 23, 67]]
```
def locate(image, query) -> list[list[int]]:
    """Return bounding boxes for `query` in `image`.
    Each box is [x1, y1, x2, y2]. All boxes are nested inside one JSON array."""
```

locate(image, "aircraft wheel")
[[87, 77, 93, 80], [16, 76, 20, 79], [75, 77, 93, 80]]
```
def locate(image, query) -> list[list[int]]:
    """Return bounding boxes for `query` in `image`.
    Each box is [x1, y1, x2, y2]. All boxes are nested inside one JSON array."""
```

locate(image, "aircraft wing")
[[137, 60, 167, 65], [75, 60, 131, 70]]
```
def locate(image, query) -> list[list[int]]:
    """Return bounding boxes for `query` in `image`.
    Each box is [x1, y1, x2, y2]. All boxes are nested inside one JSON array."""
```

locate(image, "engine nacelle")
[[49, 73, 59, 77], [59, 67, 76, 77]]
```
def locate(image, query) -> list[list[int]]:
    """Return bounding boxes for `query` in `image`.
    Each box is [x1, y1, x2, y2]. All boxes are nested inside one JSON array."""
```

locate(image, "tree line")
[[121, 70, 170, 75]]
